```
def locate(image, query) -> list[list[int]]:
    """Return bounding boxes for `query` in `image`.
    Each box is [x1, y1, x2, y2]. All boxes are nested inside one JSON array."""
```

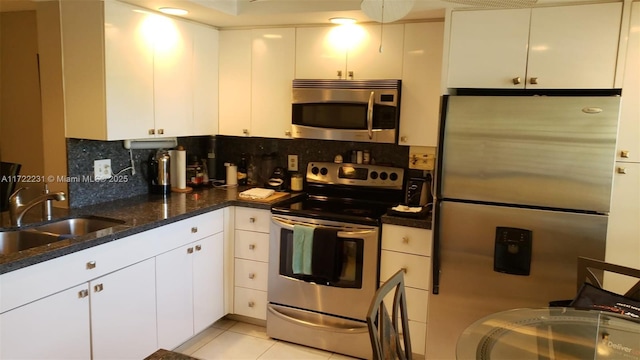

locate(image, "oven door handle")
[[271, 216, 377, 238], [367, 91, 374, 140]]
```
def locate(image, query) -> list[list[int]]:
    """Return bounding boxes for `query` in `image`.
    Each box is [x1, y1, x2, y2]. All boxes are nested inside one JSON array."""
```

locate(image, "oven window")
[[278, 228, 364, 288]]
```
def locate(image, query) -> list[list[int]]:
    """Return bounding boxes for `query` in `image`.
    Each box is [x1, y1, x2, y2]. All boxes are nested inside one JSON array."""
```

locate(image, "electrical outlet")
[[409, 146, 436, 170], [288, 154, 299, 172], [94, 159, 112, 180]]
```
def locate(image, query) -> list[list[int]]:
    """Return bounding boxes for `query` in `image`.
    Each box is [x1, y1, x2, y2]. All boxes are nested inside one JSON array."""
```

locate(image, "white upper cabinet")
[[399, 22, 444, 147], [218, 28, 295, 139], [61, 0, 219, 140], [295, 24, 404, 80], [447, 3, 622, 89]]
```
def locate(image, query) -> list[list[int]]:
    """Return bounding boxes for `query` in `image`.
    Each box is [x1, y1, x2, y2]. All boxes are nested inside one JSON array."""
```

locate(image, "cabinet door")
[[103, 0, 154, 140], [295, 26, 347, 79], [154, 17, 193, 137], [0, 284, 91, 360], [447, 8, 530, 89], [156, 244, 194, 350], [399, 22, 443, 147], [192, 23, 219, 136], [91, 258, 157, 360], [527, 3, 621, 89], [617, 2, 640, 163], [605, 163, 640, 293], [251, 28, 295, 139], [346, 23, 404, 80], [193, 233, 225, 333], [219, 30, 252, 136]]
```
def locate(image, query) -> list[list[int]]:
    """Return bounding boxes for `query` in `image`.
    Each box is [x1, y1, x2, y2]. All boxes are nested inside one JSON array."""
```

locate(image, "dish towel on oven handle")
[[293, 224, 314, 275]]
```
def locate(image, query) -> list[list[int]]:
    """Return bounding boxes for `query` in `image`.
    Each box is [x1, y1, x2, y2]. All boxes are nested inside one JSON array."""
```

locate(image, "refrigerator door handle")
[[431, 200, 442, 294]]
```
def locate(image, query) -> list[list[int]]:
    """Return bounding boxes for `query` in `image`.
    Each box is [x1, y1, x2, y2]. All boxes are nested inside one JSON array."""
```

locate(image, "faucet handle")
[[9, 187, 28, 205]]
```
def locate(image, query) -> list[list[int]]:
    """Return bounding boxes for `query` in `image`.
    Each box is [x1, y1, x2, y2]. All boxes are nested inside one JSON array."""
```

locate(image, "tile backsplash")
[[66, 136, 411, 208]]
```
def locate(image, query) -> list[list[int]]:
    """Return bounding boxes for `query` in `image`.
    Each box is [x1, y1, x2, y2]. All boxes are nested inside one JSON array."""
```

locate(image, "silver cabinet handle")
[[94, 284, 104, 293], [148, 129, 155, 135], [86, 261, 96, 270], [195, 245, 202, 251], [78, 289, 89, 298], [402, 236, 409, 244], [248, 301, 255, 308], [401, 267, 408, 274], [242, 129, 249, 136], [285, 130, 292, 137], [248, 273, 256, 279], [249, 217, 256, 223], [400, 136, 408, 143], [530, 77, 539, 85], [512, 77, 521, 85], [617, 167, 627, 174], [348, 71, 354, 79], [191, 227, 198, 233], [337, 70, 342, 79], [187, 247, 194, 254], [157, 129, 164, 135], [621, 150, 630, 158], [249, 244, 256, 250]]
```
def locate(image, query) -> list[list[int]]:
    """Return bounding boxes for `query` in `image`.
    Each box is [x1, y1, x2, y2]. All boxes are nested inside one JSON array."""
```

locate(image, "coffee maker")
[[148, 150, 171, 194]]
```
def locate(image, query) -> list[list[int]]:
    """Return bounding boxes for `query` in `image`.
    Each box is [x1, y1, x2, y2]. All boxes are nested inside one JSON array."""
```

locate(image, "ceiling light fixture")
[[330, 17, 357, 25], [158, 7, 189, 16]]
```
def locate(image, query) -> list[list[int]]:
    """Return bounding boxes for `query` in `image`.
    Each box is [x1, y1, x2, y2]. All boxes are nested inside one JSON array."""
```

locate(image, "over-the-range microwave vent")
[[292, 79, 401, 90]]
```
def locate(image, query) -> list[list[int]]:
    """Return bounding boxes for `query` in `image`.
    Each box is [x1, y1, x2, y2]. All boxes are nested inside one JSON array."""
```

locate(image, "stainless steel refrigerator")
[[426, 94, 621, 360]]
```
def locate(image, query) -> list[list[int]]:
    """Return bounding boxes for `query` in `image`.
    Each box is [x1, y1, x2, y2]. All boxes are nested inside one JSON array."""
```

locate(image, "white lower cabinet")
[[380, 224, 433, 356], [156, 233, 225, 349], [0, 284, 91, 360], [91, 258, 158, 360]]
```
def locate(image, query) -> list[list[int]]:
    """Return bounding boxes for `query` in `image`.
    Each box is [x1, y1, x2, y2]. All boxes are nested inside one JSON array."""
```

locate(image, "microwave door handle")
[[367, 91, 374, 140]]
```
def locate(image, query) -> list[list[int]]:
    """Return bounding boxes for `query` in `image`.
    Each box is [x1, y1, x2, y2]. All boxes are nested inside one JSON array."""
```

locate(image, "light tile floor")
[[174, 318, 360, 360]]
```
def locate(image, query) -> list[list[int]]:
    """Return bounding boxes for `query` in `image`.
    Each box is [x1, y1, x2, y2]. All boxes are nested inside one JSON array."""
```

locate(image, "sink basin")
[[0, 230, 63, 255], [33, 216, 126, 237]]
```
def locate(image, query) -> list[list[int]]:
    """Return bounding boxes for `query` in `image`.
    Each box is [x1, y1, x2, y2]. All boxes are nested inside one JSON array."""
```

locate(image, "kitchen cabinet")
[[447, 3, 622, 89], [380, 224, 433, 356], [156, 233, 224, 350], [295, 24, 404, 80], [605, 2, 640, 294], [398, 22, 444, 147], [61, 0, 219, 140], [232, 207, 271, 320], [218, 28, 295, 139]]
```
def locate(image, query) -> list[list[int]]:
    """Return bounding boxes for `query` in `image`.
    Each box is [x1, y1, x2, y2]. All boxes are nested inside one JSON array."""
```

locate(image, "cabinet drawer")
[[380, 284, 429, 323], [234, 287, 267, 320], [235, 230, 269, 262], [235, 207, 270, 233], [177, 210, 224, 242], [234, 258, 268, 291], [409, 320, 427, 356], [380, 250, 431, 291], [382, 224, 432, 256]]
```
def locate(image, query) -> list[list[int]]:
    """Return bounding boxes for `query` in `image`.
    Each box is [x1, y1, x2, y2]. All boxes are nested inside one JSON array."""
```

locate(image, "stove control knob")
[[311, 166, 320, 175], [380, 172, 388, 180], [390, 172, 398, 181], [370, 171, 379, 179], [320, 167, 328, 176]]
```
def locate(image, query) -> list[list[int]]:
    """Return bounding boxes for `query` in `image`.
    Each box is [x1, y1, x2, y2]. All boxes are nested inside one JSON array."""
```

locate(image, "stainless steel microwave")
[[291, 79, 401, 144]]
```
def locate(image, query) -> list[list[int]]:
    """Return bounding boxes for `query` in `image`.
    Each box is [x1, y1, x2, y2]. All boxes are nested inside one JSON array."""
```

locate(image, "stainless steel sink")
[[33, 216, 126, 237], [0, 230, 63, 255]]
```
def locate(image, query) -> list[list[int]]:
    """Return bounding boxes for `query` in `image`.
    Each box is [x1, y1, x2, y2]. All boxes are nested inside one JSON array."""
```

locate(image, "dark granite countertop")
[[381, 213, 432, 229], [0, 186, 304, 275], [144, 349, 199, 360]]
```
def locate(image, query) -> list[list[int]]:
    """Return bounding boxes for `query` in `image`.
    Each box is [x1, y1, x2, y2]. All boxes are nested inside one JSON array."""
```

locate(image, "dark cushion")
[[570, 282, 640, 320]]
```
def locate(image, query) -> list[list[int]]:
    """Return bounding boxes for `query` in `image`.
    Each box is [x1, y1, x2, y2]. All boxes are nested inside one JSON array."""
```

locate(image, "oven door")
[[268, 214, 380, 321]]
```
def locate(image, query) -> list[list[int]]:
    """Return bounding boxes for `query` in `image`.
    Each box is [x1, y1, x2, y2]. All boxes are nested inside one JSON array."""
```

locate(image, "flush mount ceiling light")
[[330, 17, 357, 25], [158, 7, 189, 16], [360, 0, 415, 23]]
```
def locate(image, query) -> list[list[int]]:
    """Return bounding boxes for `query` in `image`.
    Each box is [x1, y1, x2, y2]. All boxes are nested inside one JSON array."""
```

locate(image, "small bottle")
[[237, 154, 248, 186], [247, 162, 256, 185]]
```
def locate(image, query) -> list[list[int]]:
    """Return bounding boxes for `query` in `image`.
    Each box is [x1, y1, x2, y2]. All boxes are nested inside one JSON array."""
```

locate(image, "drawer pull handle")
[[248, 301, 255, 308], [249, 273, 256, 279], [187, 247, 194, 254], [401, 267, 408, 274], [621, 150, 630, 158], [94, 284, 104, 293], [195, 245, 202, 251], [249, 244, 256, 250], [86, 261, 96, 270], [529, 77, 539, 85], [157, 129, 164, 135], [191, 227, 198, 233], [249, 217, 256, 223], [402, 236, 409, 244], [512, 77, 521, 85], [148, 129, 155, 135], [617, 167, 627, 174], [78, 289, 89, 298]]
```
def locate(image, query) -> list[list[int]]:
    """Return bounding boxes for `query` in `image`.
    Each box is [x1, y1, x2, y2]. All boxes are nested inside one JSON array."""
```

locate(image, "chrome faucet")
[[9, 186, 66, 226]]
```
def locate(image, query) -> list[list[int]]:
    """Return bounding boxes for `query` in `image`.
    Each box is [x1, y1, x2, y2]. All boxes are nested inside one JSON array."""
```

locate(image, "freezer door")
[[426, 200, 607, 360], [439, 96, 620, 213]]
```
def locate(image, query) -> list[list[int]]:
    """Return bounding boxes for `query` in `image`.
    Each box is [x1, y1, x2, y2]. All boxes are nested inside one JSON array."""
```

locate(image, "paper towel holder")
[[123, 138, 178, 150]]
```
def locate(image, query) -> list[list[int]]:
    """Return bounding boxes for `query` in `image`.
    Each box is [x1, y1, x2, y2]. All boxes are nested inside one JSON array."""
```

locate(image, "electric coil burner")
[[267, 162, 405, 359]]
